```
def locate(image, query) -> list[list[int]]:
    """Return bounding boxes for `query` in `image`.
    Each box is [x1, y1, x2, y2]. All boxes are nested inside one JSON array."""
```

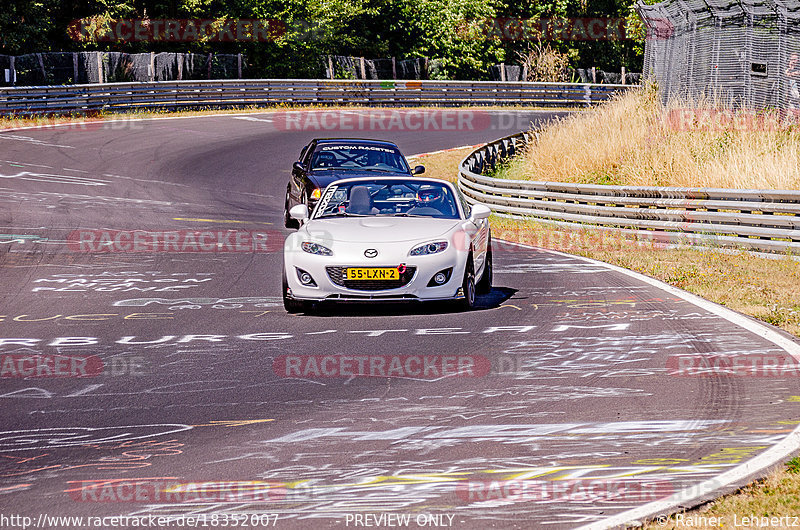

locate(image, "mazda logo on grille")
[[364, 249, 378, 258]]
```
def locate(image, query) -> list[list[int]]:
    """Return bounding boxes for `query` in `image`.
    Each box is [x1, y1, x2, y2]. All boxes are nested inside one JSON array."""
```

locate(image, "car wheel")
[[459, 258, 476, 310], [476, 241, 492, 295], [284, 187, 298, 229], [282, 267, 309, 313]]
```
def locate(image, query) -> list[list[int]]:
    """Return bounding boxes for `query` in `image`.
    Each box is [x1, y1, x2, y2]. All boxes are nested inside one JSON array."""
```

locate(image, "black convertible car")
[[283, 138, 425, 227]]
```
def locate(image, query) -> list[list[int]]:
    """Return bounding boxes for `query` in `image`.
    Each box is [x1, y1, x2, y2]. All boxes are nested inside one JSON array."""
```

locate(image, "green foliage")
[[0, 0, 60, 52], [0, 0, 650, 78], [787, 456, 800, 475]]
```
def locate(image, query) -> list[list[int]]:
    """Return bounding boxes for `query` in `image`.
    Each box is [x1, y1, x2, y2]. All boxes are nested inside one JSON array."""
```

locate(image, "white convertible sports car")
[[282, 176, 492, 312]]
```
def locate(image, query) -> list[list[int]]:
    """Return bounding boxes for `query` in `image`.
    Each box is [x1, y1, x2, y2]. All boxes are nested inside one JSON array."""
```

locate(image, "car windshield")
[[313, 180, 460, 220], [309, 144, 409, 173]]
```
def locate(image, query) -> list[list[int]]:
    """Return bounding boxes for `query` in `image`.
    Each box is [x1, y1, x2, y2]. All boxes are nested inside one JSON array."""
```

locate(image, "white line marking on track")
[[0, 134, 74, 149], [233, 116, 274, 123], [0, 172, 108, 186], [499, 240, 800, 529], [2, 160, 53, 169]]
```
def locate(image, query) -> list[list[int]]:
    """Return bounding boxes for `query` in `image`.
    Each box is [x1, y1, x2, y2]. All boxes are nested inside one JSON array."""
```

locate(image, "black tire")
[[459, 258, 476, 310], [284, 187, 298, 229], [476, 241, 492, 295], [282, 267, 309, 313]]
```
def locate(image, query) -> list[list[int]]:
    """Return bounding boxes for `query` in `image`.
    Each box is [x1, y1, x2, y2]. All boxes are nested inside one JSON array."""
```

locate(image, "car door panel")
[[290, 142, 313, 204]]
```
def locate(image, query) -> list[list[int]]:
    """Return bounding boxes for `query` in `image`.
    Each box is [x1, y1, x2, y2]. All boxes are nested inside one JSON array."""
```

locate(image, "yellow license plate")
[[346, 268, 399, 280]]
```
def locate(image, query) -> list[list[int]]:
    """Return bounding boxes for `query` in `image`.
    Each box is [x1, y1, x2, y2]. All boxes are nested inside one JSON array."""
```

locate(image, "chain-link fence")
[[489, 64, 642, 84], [637, 0, 800, 109], [322, 56, 432, 80], [0, 52, 245, 86]]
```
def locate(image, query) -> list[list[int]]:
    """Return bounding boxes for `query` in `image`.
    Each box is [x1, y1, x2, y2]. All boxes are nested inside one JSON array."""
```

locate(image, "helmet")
[[416, 185, 444, 207]]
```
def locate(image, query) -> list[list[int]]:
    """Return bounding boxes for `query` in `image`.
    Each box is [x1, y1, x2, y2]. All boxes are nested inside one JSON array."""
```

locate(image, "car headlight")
[[301, 241, 332, 256], [410, 241, 448, 256], [310, 188, 321, 200]]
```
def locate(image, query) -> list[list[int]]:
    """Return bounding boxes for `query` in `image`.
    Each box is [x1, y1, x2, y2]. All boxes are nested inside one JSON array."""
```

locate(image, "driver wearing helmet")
[[408, 185, 451, 216]]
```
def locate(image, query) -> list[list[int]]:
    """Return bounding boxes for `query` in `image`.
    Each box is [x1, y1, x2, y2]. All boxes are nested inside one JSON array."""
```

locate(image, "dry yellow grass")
[[647, 462, 800, 529], [502, 83, 800, 189]]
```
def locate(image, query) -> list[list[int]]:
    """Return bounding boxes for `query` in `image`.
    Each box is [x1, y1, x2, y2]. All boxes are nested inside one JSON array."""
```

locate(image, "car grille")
[[326, 266, 417, 291]]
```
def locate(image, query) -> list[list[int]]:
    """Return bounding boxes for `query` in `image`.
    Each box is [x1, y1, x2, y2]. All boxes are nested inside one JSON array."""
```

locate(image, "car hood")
[[309, 170, 410, 189], [303, 217, 462, 243]]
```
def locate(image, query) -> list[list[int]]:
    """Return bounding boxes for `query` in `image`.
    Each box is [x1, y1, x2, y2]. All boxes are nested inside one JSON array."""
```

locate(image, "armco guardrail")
[[0, 79, 628, 115], [458, 132, 800, 253]]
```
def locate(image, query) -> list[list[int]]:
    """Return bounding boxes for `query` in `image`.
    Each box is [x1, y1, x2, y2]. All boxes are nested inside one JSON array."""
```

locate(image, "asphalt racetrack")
[[1, 108, 800, 529]]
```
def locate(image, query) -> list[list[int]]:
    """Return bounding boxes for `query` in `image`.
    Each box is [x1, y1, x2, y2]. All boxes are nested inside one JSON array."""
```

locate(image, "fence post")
[[591, 66, 597, 83], [328, 55, 334, 79], [237, 53, 242, 79], [149, 51, 155, 82], [8, 56, 15, 86], [37, 53, 47, 83], [778, 3, 787, 108], [72, 52, 78, 83], [621, 66, 626, 85], [177, 53, 183, 80], [207, 53, 213, 80], [500, 62, 506, 81], [423, 57, 428, 80], [521, 64, 528, 82], [392, 57, 396, 79], [360, 56, 366, 79], [97, 52, 104, 83]]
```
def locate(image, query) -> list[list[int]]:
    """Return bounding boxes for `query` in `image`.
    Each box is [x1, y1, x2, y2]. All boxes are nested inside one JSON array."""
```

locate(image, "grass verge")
[[407, 146, 477, 183]]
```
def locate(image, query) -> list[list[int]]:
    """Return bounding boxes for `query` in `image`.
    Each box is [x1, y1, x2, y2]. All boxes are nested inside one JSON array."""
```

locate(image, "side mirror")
[[469, 203, 491, 222], [293, 161, 305, 172], [289, 204, 310, 223], [411, 165, 425, 175]]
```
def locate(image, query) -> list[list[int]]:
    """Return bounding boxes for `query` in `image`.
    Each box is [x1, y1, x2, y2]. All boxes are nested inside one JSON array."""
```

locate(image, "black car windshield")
[[314, 180, 460, 220], [310, 144, 409, 173]]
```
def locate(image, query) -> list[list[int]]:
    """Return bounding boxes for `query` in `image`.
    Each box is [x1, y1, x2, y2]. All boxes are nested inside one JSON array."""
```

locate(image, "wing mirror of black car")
[[293, 161, 305, 172], [412, 165, 425, 175]]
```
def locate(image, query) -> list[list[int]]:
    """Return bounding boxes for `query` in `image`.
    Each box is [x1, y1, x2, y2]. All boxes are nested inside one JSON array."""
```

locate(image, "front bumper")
[[284, 245, 467, 303]]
